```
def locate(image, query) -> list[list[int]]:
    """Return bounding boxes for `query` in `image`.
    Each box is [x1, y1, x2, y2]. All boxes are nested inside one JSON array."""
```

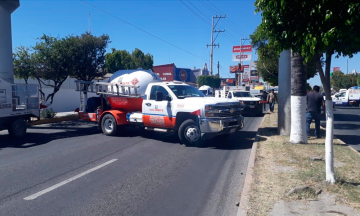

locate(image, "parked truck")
[[0, 77, 40, 137], [198, 85, 213, 96], [215, 87, 263, 116], [76, 70, 244, 145], [332, 88, 360, 107]]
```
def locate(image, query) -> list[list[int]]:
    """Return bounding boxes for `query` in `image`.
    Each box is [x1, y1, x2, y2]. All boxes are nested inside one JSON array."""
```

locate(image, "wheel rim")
[[184, 125, 200, 142], [104, 118, 114, 133]]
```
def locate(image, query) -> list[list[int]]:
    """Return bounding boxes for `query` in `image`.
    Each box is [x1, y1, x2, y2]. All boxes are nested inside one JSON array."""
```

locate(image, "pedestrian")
[[261, 91, 267, 103], [306, 85, 326, 138], [267, 89, 277, 112]]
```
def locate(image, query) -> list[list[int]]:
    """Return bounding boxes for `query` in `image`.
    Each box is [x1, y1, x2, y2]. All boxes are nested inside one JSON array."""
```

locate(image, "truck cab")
[[332, 89, 360, 106]]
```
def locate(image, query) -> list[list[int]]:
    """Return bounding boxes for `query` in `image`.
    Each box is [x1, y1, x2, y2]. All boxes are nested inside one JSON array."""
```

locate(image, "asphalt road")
[[0, 116, 262, 216], [325, 106, 360, 152]]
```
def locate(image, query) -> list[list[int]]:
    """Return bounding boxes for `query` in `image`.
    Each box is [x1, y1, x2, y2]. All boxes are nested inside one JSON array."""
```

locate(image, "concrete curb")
[[28, 114, 79, 126], [237, 116, 266, 216]]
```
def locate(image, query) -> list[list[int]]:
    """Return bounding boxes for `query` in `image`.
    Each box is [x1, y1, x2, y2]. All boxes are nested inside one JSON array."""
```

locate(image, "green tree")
[[250, 26, 318, 86], [357, 75, 360, 86], [255, 0, 360, 184], [13, 46, 36, 84], [105, 49, 132, 73], [196, 75, 220, 89], [197, 75, 213, 88], [330, 71, 345, 90], [32, 34, 72, 104], [105, 48, 153, 73], [131, 48, 153, 70], [306, 83, 312, 92], [67, 33, 110, 81], [250, 26, 279, 85]]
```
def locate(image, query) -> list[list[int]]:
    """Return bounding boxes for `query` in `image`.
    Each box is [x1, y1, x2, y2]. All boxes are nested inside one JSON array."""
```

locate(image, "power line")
[[179, 0, 211, 25], [198, 0, 242, 43], [180, 0, 238, 44], [81, 0, 208, 61], [205, 0, 247, 37]]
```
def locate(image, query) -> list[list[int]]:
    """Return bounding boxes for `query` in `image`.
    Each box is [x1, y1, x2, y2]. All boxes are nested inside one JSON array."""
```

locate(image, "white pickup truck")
[[215, 88, 263, 116], [76, 70, 244, 146], [332, 88, 360, 107]]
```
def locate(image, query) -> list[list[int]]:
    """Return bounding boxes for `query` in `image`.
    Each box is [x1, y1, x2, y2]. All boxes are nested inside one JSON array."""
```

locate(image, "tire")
[[101, 114, 118, 136], [8, 118, 27, 138], [178, 119, 201, 146]]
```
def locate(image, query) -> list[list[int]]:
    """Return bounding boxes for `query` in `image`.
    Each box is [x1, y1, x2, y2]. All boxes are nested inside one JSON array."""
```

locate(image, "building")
[[152, 63, 209, 84]]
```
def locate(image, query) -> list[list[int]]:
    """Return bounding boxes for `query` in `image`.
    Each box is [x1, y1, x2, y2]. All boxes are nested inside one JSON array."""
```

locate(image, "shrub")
[[40, 108, 57, 119]]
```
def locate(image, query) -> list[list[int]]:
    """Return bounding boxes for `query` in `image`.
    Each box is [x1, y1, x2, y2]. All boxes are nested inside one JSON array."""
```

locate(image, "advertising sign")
[[333, 67, 340, 72], [250, 70, 258, 77], [242, 73, 249, 82], [232, 45, 252, 53], [154, 71, 173, 81], [232, 54, 252, 62], [250, 62, 257, 70], [243, 65, 250, 73], [230, 64, 246, 73], [179, 70, 188, 81]]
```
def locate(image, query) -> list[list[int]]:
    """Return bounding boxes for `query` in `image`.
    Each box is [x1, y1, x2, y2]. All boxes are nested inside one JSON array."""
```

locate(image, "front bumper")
[[199, 115, 244, 133], [241, 104, 262, 114]]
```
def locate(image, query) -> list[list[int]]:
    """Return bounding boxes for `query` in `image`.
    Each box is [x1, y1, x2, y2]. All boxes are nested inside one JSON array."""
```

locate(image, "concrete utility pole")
[[278, 50, 291, 136], [217, 61, 219, 76], [0, 0, 20, 84], [207, 15, 225, 75]]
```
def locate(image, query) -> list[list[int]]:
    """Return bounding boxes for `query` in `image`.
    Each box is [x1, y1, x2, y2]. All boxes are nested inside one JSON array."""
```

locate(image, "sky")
[[10, 0, 360, 87]]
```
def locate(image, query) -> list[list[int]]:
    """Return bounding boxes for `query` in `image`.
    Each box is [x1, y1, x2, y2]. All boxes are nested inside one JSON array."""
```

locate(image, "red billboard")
[[153, 64, 175, 81], [333, 67, 340, 72], [232, 45, 252, 53]]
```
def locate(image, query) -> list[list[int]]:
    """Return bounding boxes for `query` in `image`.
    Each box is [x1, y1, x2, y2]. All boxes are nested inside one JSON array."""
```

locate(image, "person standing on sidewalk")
[[306, 85, 326, 138], [267, 89, 277, 112]]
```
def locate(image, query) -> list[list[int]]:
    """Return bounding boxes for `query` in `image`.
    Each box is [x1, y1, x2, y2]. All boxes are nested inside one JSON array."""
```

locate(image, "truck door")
[[142, 85, 174, 128], [334, 92, 346, 105]]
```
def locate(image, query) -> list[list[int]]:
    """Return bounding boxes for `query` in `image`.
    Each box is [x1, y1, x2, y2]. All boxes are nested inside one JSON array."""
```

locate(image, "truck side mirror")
[[155, 91, 163, 101]]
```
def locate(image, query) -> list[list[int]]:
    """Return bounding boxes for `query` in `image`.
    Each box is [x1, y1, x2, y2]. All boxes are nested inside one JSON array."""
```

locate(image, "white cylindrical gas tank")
[[106, 69, 162, 112], [109, 69, 162, 96]]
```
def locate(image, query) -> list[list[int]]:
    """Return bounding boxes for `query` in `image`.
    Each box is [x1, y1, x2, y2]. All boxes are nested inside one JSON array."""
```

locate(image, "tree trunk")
[[278, 50, 291, 136], [290, 51, 307, 144], [315, 53, 336, 184]]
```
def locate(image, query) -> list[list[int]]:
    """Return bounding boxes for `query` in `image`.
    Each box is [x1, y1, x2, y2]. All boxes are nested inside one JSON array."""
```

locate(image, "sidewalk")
[[239, 107, 360, 216], [29, 111, 79, 126]]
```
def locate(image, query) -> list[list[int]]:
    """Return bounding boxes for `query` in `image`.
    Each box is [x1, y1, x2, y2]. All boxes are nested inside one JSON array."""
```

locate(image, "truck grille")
[[208, 103, 242, 118], [243, 101, 257, 105]]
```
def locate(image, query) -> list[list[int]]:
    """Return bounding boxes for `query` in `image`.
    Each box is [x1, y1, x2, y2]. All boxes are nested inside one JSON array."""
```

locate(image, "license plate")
[[230, 128, 236, 133], [336, 102, 342, 104], [250, 105, 255, 108]]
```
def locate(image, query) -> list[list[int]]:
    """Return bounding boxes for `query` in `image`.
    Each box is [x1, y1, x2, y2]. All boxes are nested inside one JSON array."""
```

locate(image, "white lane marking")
[[24, 159, 118, 200]]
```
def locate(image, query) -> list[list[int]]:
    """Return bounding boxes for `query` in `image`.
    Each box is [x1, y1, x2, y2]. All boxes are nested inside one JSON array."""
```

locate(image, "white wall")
[[14, 77, 105, 112]]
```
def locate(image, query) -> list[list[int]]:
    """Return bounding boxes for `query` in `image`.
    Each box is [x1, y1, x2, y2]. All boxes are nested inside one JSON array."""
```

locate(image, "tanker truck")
[[75, 69, 244, 145]]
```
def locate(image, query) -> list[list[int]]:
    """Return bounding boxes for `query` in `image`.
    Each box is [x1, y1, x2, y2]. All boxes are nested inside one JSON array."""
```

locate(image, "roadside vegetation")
[[247, 107, 360, 215]]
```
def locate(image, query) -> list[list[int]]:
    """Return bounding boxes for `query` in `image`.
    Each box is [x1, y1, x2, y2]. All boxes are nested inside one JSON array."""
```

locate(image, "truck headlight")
[[205, 105, 213, 110]]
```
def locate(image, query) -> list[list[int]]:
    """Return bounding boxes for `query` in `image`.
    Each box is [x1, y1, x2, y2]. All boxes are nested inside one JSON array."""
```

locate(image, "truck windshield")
[[233, 92, 254, 97], [199, 90, 208, 95], [168, 85, 205, 99]]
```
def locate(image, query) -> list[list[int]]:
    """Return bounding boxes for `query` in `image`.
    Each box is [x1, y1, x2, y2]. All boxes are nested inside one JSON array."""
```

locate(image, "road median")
[[241, 109, 360, 216]]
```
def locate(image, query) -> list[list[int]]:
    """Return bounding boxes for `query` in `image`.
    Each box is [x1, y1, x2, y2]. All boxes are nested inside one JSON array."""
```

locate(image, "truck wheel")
[[178, 119, 201, 146], [101, 114, 118, 136], [8, 118, 27, 138]]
